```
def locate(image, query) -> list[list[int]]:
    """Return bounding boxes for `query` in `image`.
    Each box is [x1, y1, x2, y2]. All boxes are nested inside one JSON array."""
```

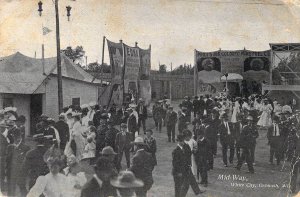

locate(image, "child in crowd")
[[82, 136, 96, 159]]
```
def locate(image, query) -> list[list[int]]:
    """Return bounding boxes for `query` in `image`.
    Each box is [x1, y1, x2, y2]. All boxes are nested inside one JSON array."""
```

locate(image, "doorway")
[[30, 94, 43, 135]]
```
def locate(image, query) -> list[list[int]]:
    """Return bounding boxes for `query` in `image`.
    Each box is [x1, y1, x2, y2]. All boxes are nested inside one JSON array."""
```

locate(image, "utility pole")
[[170, 62, 172, 104], [55, 0, 63, 114]]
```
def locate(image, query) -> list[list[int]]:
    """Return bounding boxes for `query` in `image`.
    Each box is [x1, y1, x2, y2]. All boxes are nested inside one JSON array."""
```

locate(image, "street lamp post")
[[38, 1, 71, 114]]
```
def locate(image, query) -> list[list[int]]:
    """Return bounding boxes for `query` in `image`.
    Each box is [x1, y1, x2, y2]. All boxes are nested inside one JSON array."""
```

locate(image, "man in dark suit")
[[219, 113, 235, 167], [130, 137, 155, 197], [203, 118, 215, 170], [6, 128, 30, 196], [172, 134, 188, 197], [196, 129, 210, 187], [81, 157, 116, 197], [172, 134, 205, 197], [199, 96, 205, 118], [115, 123, 132, 170], [193, 96, 200, 118], [267, 115, 285, 165], [178, 108, 188, 134], [105, 121, 119, 151], [0, 123, 8, 192], [165, 106, 177, 142], [54, 114, 69, 151], [22, 134, 49, 190], [117, 104, 128, 125], [137, 99, 148, 134], [93, 105, 102, 128], [236, 116, 256, 173], [210, 111, 220, 156]]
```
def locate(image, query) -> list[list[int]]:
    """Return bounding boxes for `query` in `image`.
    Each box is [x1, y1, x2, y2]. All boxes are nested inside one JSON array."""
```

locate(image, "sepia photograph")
[[1, 0, 300, 196]]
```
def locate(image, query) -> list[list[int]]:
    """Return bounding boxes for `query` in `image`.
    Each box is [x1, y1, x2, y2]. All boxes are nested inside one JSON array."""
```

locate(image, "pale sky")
[[1, 0, 300, 70]]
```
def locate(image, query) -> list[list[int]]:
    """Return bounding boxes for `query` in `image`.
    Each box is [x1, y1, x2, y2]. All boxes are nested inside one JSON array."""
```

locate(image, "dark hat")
[[95, 157, 114, 171], [176, 134, 185, 142], [110, 171, 144, 188], [100, 146, 117, 155], [16, 115, 26, 123]]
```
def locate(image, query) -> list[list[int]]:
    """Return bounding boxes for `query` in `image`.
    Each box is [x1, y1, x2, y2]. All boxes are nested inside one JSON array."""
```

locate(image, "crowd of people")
[[0, 93, 300, 197], [168, 94, 300, 196], [0, 99, 156, 197]]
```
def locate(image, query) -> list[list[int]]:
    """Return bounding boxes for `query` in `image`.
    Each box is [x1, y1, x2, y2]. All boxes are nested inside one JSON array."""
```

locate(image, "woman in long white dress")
[[64, 156, 87, 197], [257, 99, 273, 128], [27, 147, 67, 197], [71, 114, 86, 160]]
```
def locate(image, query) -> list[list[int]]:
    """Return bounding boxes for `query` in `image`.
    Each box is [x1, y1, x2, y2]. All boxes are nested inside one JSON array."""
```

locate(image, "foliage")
[[61, 46, 85, 65], [86, 62, 111, 73], [159, 64, 167, 73], [170, 64, 193, 75]]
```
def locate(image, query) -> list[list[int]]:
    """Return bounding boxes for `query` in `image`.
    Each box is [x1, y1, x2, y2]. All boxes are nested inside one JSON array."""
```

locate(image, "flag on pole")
[[43, 27, 52, 35]]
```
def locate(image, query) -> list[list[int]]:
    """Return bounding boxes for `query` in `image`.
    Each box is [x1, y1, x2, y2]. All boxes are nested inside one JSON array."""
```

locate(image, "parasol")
[[220, 73, 243, 82]]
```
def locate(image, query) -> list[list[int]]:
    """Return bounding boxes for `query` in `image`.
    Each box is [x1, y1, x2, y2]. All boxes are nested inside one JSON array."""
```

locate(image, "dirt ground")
[[142, 100, 294, 197], [5, 100, 298, 197]]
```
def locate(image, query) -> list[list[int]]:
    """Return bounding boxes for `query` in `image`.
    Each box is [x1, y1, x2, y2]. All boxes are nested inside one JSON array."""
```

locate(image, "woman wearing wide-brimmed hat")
[[110, 171, 144, 197], [27, 146, 67, 197]]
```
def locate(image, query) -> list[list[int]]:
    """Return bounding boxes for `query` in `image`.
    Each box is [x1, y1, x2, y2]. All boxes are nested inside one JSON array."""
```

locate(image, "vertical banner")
[[107, 39, 124, 106], [139, 46, 151, 105], [123, 44, 140, 103]]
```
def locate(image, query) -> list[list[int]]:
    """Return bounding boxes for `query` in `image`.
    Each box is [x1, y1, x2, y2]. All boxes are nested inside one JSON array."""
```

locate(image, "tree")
[[159, 64, 167, 73], [171, 64, 193, 75], [86, 62, 111, 73], [61, 46, 85, 66]]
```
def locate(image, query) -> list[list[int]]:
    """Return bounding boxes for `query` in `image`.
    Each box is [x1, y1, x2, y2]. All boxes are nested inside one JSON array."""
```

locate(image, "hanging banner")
[[107, 40, 124, 83], [195, 49, 270, 83], [107, 39, 124, 107], [123, 44, 140, 96], [139, 80, 151, 105], [139, 47, 151, 80]]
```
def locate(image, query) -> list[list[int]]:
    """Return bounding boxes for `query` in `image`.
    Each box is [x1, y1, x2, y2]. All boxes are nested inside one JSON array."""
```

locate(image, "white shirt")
[[273, 124, 280, 136], [224, 121, 231, 135], [26, 173, 67, 197]]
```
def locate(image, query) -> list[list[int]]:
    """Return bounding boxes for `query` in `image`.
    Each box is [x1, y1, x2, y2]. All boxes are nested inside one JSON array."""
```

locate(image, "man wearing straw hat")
[[130, 136, 155, 197], [111, 171, 144, 197]]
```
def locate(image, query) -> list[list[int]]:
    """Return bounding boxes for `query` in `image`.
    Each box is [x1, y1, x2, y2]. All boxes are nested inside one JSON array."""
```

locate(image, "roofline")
[[48, 73, 107, 86]]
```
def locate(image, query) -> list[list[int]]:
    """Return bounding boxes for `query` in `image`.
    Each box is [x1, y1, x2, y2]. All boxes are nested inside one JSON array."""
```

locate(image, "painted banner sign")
[[195, 49, 270, 83], [107, 39, 124, 107], [139, 47, 151, 80], [123, 44, 140, 95], [107, 40, 124, 83]]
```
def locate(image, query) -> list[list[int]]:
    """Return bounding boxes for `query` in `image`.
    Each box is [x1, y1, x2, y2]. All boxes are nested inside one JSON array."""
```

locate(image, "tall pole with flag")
[[42, 26, 52, 75]]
